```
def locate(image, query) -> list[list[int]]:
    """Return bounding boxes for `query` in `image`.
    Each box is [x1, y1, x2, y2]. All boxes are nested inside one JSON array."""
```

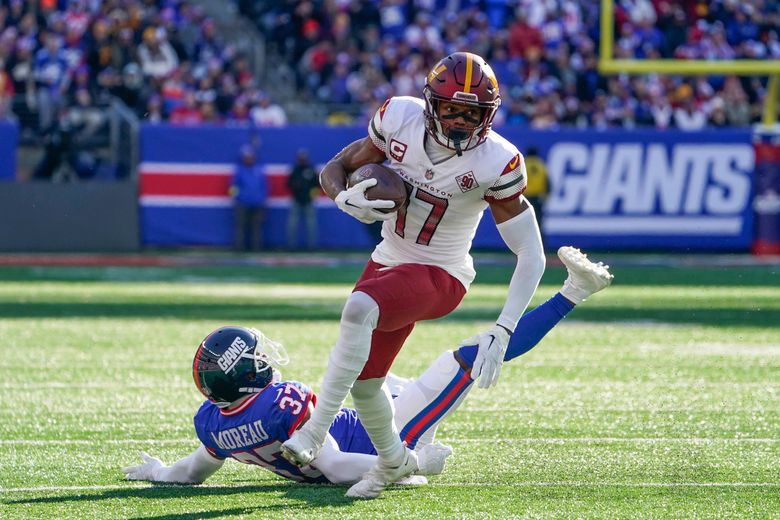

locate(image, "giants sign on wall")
[[541, 137, 754, 249], [450, 128, 753, 250], [137, 125, 754, 250]]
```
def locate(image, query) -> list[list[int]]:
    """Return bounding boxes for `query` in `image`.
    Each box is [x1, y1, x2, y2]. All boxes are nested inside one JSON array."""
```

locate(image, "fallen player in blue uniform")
[[123, 247, 612, 487]]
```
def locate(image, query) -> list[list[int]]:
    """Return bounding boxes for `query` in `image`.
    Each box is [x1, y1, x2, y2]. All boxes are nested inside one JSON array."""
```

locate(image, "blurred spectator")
[[286, 149, 319, 250], [232, 144, 267, 251], [65, 88, 105, 139], [250, 92, 287, 127], [169, 90, 202, 125], [110, 63, 148, 116], [138, 27, 179, 80], [33, 32, 69, 131]]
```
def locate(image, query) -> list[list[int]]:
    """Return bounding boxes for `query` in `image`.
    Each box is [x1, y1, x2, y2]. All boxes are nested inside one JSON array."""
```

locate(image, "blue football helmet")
[[193, 326, 289, 408]]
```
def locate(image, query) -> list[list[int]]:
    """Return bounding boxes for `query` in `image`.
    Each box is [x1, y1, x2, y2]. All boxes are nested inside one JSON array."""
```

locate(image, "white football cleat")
[[558, 246, 614, 305], [394, 475, 428, 486], [280, 429, 322, 467], [346, 448, 419, 499], [416, 442, 453, 476]]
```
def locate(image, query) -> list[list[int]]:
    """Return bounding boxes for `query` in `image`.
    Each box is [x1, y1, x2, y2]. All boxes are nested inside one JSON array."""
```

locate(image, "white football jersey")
[[367, 96, 527, 289]]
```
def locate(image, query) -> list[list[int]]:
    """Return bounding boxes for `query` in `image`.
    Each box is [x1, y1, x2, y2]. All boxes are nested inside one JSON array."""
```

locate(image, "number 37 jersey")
[[368, 96, 527, 289], [193, 381, 330, 483]]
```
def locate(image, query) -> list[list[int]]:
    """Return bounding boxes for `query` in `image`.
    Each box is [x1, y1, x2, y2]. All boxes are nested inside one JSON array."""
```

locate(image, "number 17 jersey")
[[368, 96, 527, 290]]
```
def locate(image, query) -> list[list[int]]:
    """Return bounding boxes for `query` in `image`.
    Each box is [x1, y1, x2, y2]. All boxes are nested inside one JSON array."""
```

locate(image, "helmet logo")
[[427, 64, 446, 83], [217, 336, 249, 372]]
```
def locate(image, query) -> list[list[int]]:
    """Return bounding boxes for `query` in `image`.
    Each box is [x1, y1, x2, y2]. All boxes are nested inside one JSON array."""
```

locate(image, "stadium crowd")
[[1, 0, 778, 132], [0, 0, 286, 139], [245, 0, 779, 129]]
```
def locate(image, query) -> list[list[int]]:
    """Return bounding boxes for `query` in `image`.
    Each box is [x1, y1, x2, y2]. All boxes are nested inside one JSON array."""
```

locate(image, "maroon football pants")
[[352, 259, 466, 379]]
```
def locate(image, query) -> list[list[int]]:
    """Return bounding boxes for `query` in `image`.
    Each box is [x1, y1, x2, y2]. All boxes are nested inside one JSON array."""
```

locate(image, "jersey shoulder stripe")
[[485, 151, 527, 202]]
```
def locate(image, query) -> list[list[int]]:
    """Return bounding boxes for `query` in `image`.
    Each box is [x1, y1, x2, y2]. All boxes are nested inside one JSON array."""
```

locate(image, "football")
[[347, 163, 408, 213]]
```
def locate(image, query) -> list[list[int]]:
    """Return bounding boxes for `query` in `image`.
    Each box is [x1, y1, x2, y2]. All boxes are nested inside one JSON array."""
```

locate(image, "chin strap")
[[448, 129, 468, 156], [453, 138, 463, 156]]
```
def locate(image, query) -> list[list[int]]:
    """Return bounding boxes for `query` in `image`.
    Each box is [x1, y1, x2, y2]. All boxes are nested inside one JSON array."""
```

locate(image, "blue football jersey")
[[328, 408, 375, 456], [194, 380, 330, 483]]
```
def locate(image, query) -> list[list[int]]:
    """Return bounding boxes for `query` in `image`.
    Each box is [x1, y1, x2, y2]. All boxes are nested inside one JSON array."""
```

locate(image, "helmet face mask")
[[423, 52, 501, 155], [193, 326, 289, 408]]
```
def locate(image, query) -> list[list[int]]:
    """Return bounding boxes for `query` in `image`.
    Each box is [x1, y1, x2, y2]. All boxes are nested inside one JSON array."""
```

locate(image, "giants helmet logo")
[[455, 171, 479, 193], [389, 139, 408, 162]]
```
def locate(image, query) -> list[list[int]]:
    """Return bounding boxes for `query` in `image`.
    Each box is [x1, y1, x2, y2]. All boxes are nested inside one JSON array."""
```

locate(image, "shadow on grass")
[[4, 482, 356, 515], [0, 265, 776, 286], [0, 302, 770, 327]]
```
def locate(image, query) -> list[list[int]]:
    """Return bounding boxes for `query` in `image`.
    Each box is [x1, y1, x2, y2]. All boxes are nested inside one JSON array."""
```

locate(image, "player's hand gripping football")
[[335, 178, 395, 224], [123, 451, 165, 481], [460, 325, 511, 389]]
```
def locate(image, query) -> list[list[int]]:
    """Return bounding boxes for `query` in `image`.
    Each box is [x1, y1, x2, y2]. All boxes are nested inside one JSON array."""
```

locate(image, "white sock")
[[351, 377, 405, 466], [302, 292, 379, 442]]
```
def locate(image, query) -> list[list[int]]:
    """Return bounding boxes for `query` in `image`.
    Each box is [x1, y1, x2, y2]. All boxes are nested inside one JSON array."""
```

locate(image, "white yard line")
[[0, 437, 776, 446], [0, 482, 778, 494], [454, 437, 779, 443]]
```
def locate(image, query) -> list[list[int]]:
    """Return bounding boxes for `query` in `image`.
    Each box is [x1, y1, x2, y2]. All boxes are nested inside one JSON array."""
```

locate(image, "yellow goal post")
[[598, 0, 780, 125]]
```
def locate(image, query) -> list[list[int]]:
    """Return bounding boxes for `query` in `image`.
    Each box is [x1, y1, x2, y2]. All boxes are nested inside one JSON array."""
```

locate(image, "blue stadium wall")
[[140, 124, 754, 251], [0, 122, 17, 180]]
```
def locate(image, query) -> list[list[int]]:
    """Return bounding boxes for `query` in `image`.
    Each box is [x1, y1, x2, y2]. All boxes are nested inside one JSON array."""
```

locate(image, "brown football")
[[347, 163, 408, 213]]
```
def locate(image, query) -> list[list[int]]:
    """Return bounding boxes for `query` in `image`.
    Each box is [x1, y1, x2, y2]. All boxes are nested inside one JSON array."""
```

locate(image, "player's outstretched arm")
[[122, 445, 224, 484], [465, 197, 545, 389]]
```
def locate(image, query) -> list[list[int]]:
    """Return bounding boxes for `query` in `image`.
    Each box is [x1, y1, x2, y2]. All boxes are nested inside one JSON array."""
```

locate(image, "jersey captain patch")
[[455, 171, 479, 193], [389, 139, 408, 162]]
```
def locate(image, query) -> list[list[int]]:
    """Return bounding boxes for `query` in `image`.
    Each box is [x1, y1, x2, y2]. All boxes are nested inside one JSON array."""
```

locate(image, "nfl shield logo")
[[455, 171, 479, 193], [425, 169, 434, 180]]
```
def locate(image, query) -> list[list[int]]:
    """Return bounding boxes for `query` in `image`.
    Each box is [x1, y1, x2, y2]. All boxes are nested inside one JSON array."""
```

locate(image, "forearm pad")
[[495, 205, 546, 332]]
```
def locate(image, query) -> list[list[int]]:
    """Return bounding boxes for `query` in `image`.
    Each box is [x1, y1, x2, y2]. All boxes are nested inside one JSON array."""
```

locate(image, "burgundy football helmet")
[[423, 52, 501, 155]]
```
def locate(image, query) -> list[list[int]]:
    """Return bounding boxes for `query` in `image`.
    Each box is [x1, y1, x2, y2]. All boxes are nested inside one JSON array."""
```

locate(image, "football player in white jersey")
[[281, 52, 546, 498], [123, 248, 613, 489]]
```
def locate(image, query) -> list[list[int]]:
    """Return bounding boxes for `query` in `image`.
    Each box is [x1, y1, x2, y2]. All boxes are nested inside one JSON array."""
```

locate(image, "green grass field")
[[0, 254, 778, 519]]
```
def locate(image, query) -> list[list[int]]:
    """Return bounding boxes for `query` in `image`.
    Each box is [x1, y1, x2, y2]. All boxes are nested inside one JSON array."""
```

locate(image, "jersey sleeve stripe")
[[370, 117, 386, 143], [368, 111, 387, 154], [490, 173, 525, 192]]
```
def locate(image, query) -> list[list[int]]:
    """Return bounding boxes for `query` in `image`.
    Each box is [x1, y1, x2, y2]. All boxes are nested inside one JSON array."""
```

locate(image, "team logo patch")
[[502, 154, 522, 174], [455, 171, 479, 193], [389, 139, 408, 162]]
